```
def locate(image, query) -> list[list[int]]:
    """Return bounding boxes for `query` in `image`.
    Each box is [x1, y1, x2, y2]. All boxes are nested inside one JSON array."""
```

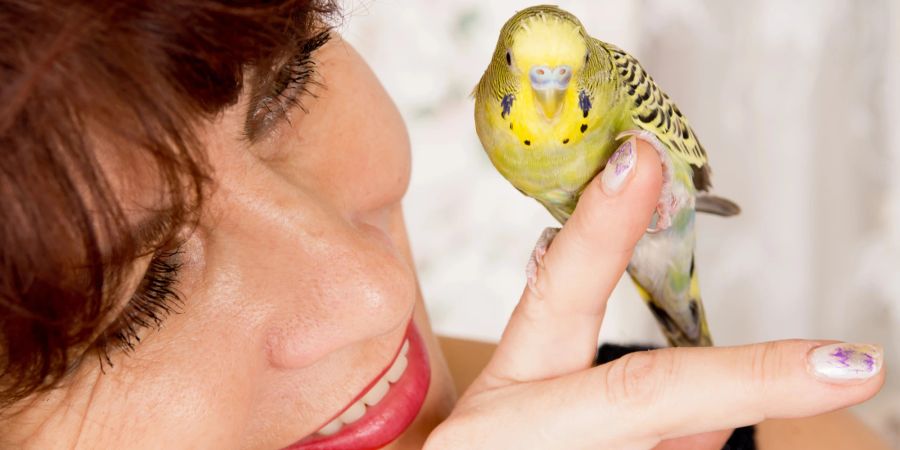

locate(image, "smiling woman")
[[0, 1, 889, 449], [0, 0, 467, 446], [0, 0, 336, 401]]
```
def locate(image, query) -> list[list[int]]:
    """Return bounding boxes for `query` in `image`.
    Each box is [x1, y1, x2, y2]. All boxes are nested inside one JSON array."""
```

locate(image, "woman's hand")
[[425, 138, 885, 450]]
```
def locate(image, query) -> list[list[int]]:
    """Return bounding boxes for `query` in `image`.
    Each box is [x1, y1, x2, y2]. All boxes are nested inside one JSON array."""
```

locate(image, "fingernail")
[[808, 343, 883, 381], [601, 138, 637, 195]]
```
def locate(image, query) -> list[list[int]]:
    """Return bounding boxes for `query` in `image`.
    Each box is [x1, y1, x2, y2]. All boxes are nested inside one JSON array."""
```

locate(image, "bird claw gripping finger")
[[616, 130, 677, 233], [526, 227, 561, 294]]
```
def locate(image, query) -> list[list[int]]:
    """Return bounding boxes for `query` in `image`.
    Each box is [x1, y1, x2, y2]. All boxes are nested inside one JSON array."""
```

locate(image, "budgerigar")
[[473, 5, 739, 347]]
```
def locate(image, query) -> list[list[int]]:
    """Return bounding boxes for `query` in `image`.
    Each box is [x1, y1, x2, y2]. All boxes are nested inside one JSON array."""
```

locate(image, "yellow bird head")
[[476, 5, 592, 122]]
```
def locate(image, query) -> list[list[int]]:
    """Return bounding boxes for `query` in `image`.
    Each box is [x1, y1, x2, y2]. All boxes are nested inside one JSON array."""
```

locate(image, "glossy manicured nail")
[[808, 343, 883, 381], [601, 138, 637, 195]]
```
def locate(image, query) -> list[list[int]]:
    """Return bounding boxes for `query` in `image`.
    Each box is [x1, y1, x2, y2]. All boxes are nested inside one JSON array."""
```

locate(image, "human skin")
[[440, 337, 891, 450], [0, 34, 886, 449], [1, 34, 454, 449], [424, 131, 886, 449]]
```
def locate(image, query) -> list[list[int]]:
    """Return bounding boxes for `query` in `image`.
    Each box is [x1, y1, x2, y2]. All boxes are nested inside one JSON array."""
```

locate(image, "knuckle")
[[602, 350, 674, 406], [568, 208, 602, 250], [746, 341, 784, 393], [529, 269, 555, 303], [519, 290, 552, 324], [567, 195, 637, 259]]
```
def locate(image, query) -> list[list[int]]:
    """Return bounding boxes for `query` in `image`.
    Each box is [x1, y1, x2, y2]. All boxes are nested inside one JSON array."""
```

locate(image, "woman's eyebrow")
[[100, 211, 180, 266], [132, 210, 180, 250]]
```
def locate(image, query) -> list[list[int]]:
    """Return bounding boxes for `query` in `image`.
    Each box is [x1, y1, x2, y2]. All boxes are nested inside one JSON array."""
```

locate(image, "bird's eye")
[[505, 50, 512, 66], [584, 52, 589, 64]]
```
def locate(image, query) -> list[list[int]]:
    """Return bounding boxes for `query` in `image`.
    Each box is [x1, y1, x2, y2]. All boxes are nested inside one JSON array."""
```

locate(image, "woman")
[[0, 1, 887, 448]]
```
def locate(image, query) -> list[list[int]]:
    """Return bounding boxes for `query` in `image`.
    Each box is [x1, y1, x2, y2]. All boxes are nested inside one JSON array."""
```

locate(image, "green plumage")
[[474, 5, 739, 347]]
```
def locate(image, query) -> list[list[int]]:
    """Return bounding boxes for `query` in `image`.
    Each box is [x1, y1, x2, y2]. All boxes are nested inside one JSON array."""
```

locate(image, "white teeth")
[[318, 419, 343, 436], [362, 378, 390, 406], [385, 353, 408, 383], [315, 339, 410, 437], [339, 401, 366, 424]]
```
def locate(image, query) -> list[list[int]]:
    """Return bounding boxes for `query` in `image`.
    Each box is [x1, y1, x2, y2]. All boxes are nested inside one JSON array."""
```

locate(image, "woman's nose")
[[210, 178, 417, 370]]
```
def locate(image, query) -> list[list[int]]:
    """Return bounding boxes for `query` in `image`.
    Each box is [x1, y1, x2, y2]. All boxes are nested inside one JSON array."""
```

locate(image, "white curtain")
[[344, 1, 899, 444]]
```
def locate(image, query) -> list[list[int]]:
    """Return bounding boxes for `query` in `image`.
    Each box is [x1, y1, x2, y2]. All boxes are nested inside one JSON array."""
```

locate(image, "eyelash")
[[98, 32, 333, 363], [100, 248, 183, 364], [248, 31, 332, 135]]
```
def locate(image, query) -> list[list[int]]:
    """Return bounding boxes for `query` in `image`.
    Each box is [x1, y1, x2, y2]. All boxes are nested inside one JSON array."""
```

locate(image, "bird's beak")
[[534, 88, 566, 120], [530, 64, 572, 121]]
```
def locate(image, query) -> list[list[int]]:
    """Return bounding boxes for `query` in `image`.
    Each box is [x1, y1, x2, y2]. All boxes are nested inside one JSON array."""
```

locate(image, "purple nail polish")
[[809, 343, 883, 380], [601, 139, 636, 194]]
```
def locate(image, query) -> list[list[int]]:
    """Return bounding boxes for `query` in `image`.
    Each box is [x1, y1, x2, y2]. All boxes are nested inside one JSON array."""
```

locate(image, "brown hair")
[[0, 0, 338, 406]]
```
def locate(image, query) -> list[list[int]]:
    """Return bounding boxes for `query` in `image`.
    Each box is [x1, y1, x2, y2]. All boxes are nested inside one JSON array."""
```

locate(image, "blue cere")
[[501, 94, 514, 118], [578, 90, 592, 118]]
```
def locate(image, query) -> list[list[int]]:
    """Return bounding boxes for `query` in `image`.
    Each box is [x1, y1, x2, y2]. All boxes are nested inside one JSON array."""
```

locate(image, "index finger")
[[478, 137, 663, 388], [588, 340, 886, 442]]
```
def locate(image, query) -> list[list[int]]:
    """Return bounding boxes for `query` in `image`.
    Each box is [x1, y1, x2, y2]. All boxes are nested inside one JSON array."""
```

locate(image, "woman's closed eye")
[[93, 31, 335, 364], [245, 30, 332, 140], [98, 247, 184, 364]]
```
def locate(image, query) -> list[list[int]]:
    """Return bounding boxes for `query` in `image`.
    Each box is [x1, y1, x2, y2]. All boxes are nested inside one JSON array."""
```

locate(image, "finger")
[[654, 430, 731, 450], [438, 341, 883, 450], [480, 138, 663, 386], [578, 340, 885, 443]]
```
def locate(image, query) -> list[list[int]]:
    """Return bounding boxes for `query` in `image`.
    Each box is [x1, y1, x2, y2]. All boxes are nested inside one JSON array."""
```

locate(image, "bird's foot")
[[616, 130, 677, 233], [526, 227, 560, 293]]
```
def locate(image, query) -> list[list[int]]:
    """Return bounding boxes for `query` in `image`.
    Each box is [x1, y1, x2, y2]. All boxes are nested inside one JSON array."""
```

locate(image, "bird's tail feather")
[[696, 194, 741, 217]]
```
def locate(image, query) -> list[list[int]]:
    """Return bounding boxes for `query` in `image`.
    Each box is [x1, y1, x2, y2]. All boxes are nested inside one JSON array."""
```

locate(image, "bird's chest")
[[488, 129, 614, 208], [474, 88, 622, 214]]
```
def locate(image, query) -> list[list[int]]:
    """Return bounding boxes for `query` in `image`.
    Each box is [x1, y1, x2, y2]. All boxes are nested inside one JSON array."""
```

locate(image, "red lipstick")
[[286, 321, 430, 450]]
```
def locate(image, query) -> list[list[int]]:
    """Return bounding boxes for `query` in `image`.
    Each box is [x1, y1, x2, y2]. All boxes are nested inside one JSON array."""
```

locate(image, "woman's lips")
[[286, 320, 431, 450]]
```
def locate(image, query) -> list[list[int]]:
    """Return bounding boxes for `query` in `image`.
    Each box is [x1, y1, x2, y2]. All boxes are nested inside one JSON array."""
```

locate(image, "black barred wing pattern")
[[602, 41, 712, 191]]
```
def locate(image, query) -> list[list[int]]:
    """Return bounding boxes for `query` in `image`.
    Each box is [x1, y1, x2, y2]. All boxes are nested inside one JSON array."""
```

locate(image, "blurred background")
[[342, 0, 900, 445]]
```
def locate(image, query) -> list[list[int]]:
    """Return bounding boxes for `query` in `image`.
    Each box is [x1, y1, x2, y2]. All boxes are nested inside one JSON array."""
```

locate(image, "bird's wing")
[[601, 41, 712, 191]]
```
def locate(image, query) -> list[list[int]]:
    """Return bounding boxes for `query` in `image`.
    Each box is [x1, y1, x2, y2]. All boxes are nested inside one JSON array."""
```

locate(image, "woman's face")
[[6, 35, 456, 449]]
